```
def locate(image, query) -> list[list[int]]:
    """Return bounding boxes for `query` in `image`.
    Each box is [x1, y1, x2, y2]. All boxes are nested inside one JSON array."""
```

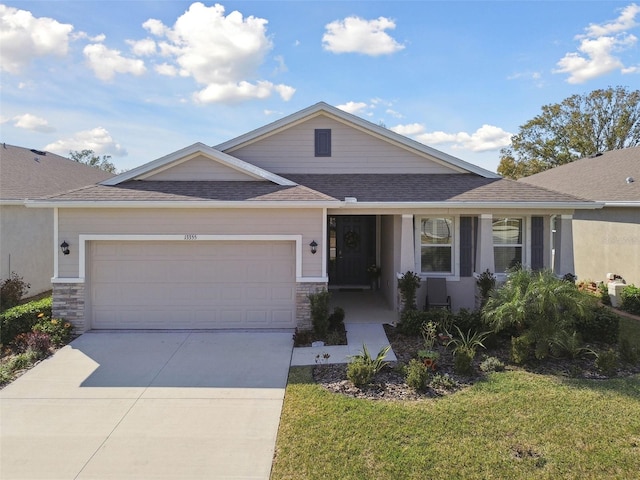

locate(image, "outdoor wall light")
[[60, 241, 70, 255], [309, 240, 318, 255]]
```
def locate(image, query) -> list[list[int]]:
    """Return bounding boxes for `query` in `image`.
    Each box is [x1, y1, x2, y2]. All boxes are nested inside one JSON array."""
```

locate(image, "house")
[[27, 103, 597, 332], [520, 147, 640, 286], [0, 144, 114, 296]]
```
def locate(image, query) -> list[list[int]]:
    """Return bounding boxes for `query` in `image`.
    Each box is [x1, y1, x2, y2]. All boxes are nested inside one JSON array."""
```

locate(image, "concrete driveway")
[[0, 330, 293, 479]]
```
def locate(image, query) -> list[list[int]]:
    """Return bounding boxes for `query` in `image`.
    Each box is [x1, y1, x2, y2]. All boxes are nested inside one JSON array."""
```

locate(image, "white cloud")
[[155, 62, 178, 76], [336, 101, 369, 114], [554, 3, 640, 83], [83, 43, 146, 81], [140, 2, 294, 103], [45, 127, 127, 156], [322, 16, 405, 56], [193, 80, 294, 104], [73, 31, 106, 42], [393, 123, 512, 152], [12, 113, 55, 133], [0, 5, 74, 74], [127, 38, 157, 56]]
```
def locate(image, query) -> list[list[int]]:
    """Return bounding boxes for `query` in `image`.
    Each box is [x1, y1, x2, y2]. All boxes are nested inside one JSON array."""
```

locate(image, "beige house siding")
[[143, 154, 261, 181], [0, 205, 53, 295], [57, 208, 324, 279], [227, 116, 460, 174], [573, 207, 640, 285]]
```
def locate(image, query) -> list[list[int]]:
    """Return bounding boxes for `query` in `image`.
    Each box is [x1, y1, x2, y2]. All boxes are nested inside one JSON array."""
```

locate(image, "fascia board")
[[333, 201, 604, 210]]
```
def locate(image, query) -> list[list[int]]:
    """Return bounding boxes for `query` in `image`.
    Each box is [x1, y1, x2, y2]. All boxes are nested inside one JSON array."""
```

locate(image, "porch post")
[[477, 214, 495, 273], [555, 214, 575, 276], [400, 214, 415, 273]]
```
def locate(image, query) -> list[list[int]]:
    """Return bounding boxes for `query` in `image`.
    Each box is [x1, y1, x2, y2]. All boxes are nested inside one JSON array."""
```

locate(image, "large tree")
[[69, 149, 117, 174], [498, 86, 640, 179]]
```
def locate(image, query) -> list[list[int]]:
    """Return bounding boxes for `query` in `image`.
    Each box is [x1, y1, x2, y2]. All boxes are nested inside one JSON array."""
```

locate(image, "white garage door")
[[89, 241, 296, 329]]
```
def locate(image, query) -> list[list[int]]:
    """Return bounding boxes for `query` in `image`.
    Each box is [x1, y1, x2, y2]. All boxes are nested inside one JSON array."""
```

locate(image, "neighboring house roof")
[[101, 142, 296, 186], [519, 147, 640, 205], [0, 143, 114, 202], [214, 102, 501, 179]]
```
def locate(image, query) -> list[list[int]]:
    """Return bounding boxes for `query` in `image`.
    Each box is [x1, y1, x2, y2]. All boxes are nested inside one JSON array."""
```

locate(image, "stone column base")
[[52, 282, 86, 332], [296, 281, 328, 330]]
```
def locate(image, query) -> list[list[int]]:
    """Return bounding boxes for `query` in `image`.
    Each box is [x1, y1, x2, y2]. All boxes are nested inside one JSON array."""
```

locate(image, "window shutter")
[[315, 129, 331, 157], [531, 216, 544, 270], [460, 216, 473, 277]]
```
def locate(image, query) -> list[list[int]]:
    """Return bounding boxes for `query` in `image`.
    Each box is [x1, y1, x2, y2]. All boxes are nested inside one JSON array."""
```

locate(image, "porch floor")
[[329, 289, 397, 325]]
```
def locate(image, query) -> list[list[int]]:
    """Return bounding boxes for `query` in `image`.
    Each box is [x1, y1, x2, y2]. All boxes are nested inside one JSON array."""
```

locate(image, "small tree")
[[69, 149, 117, 173], [0, 273, 30, 311]]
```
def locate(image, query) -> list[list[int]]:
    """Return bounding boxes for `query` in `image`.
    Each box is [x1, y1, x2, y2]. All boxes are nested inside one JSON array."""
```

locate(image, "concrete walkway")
[[0, 331, 292, 480]]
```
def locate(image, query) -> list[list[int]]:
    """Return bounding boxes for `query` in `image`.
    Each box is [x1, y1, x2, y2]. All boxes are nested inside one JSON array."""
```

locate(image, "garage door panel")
[[90, 241, 296, 329]]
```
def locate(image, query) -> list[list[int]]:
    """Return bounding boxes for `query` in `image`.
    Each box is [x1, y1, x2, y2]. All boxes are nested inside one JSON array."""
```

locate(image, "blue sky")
[[1, 1, 639, 173]]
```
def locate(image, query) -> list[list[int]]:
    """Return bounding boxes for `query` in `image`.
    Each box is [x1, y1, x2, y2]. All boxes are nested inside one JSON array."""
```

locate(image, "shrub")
[[24, 331, 52, 358], [420, 321, 437, 349], [0, 272, 30, 311], [453, 346, 476, 375], [430, 373, 458, 390], [308, 289, 330, 339], [476, 269, 496, 305], [350, 344, 391, 375], [595, 349, 619, 376], [347, 359, 375, 387], [452, 308, 483, 333], [398, 271, 421, 311], [398, 309, 453, 337], [32, 317, 74, 347], [511, 336, 532, 364], [328, 307, 345, 332], [620, 284, 640, 316], [479, 356, 505, 373], [619, 338, 640, 365], [550, 330, 592, 359], [0, 350, 40, 385], [598, 282, 611, 306], [405, 359, 430, 392], [0, 297, 52, 346], [292, 328, 314, 347], [574, 305, 620, 344], [416, 349, 440, 370]]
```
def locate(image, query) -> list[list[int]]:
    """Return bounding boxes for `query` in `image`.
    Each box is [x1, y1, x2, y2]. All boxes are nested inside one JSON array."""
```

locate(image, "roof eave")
[[334, 201, 603, 210]]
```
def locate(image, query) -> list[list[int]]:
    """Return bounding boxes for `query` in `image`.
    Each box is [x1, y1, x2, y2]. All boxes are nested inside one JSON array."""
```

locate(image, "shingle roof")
[[519, 147, 640, 203], [283, 174, 588, 204], [0, 143, 115, 200], [36, 174, 591, 206], [42, 180, 337, 202]]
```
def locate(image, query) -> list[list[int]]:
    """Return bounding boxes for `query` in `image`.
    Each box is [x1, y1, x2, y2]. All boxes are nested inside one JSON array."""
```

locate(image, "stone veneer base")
[[52, 282, 86, 332], [296, 281, 328, 330]]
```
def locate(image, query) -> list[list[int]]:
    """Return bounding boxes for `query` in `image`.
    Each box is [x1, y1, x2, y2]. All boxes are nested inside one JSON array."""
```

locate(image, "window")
[[315, 129, 331, 156], [492, 217, 523, 273], [420, 217, 453, 273]]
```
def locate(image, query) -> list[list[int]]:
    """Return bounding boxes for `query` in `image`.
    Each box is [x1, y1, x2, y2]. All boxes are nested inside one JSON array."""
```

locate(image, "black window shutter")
[[315, 129, 331, 157], [531, 216, 544, 270], [460, 216, 473, 277]]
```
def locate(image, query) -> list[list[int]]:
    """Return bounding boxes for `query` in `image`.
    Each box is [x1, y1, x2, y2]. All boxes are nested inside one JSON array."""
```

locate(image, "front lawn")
[[272, 367, 640, 479]]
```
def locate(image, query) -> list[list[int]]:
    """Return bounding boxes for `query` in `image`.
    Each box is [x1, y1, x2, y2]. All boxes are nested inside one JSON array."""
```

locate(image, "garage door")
[[89, 241, 296, 329]]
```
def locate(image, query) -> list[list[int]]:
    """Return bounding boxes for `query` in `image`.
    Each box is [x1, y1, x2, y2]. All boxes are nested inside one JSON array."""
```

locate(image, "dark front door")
[[329, 216, 376, 285]]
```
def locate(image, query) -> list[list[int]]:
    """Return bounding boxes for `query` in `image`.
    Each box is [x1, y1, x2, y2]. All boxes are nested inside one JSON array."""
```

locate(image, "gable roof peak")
[[214, 101, 501, 179]]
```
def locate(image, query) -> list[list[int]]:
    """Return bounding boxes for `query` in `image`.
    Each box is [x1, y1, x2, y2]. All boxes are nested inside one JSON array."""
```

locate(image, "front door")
[[328, 216, 376, 286]]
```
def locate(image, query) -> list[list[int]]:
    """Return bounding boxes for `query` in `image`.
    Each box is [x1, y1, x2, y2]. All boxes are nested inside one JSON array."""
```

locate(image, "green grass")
[[272, 367, 640, 479]]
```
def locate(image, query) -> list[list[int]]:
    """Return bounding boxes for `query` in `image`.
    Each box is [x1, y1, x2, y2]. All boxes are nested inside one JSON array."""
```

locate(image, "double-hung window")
[[420, 217, 453, 273], [493, 217, 523, 273]]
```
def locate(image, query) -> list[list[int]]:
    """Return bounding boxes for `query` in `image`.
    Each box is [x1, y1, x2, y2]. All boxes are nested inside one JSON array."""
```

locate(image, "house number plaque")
[[184, 234, 198, 240]]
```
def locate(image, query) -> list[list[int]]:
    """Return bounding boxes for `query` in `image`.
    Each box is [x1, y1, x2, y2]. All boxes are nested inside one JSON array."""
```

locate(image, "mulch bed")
[[311, 324, 640, 401]]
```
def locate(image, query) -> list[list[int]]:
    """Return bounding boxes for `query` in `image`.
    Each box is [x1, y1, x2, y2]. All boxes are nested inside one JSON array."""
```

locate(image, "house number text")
[[184, 234, 198, 240]]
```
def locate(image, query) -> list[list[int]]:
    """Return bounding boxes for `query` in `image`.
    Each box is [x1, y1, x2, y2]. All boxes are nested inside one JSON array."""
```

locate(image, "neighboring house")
[[520, 147, 640, 286], [0, 144, 114, 296], [27, 103, 597, 332]]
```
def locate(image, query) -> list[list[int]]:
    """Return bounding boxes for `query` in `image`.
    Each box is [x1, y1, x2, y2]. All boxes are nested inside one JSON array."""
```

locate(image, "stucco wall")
[[0, 205, 53, 295], [56, 207, 325, 279], [573, 207, 640, 285]]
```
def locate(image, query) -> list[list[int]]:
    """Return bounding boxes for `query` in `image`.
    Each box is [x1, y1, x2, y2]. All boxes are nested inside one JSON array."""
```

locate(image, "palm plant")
[[483, 269, 597, 360]]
